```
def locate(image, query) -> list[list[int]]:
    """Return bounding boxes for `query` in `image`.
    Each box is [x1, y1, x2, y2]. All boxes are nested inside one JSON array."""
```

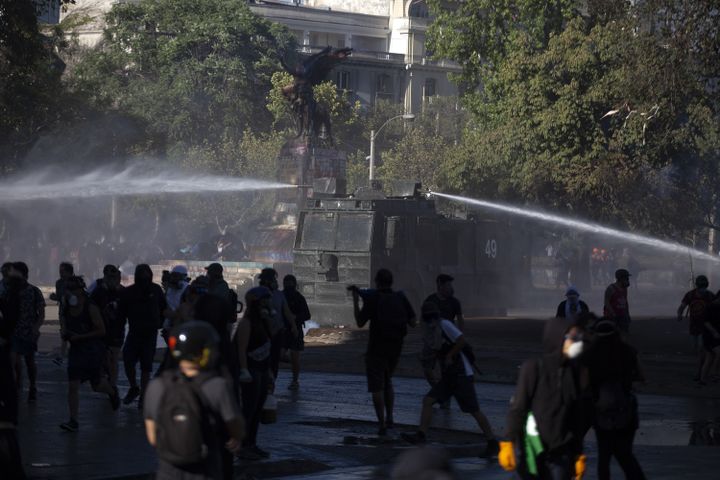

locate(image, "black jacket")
[[506, 317, 590, 455]]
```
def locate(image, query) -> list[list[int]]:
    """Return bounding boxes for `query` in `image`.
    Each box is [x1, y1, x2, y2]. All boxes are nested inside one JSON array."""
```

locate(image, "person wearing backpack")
[[352, 268, 416, 437], [402, 302, 499, 456], [677, 275, 714, 382], [500, 316, 590, 479], [144, 321, 244, 480], [585, 319, 646, 480]]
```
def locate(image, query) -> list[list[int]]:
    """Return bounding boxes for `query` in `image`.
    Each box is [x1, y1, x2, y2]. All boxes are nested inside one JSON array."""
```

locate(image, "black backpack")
[[376, 290, 411, 339], [155, 370, 218, 466]]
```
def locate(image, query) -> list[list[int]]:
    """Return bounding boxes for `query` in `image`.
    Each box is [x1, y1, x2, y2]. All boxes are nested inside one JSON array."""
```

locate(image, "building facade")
[[59, 0, 460, 112]]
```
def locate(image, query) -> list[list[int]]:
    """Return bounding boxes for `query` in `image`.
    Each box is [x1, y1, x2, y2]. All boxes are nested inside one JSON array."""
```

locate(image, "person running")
[[352, 268, 416, 436], [402, 302, 499, 456], [8, 262, 45, 403], [60, 276, 120, 432], [604, 269, 632, 333], [144, 321, 244, 480], [90, 265, 125, 389], [258, 268, 296, 388], [118, 264, 167, 407], [584, 319, 646, 480], [282, 274, 310, 391], [49, 262, 74, 367], [677, 275, 714, 353], [234, 286, 274, 461], [500, 317, 590, 479], [555, 286, 589, 326]]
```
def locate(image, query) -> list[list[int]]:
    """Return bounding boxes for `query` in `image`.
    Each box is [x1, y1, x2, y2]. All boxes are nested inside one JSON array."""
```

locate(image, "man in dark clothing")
[[282, 274, 311, 390], [585, 319, 646, 480], [0, 270, 26, 478], [424, 274, 464, 330], [555, 286, 589, 325], [8, 262, 45, 403], [259, 268, 296, 390], [500, 316, 590, 479], [604, 269, 631, 333], [49, 262, 74, 366], [90, 265, 125, 389], [352, 268, 416, 436], [118, 264, 167, 407]]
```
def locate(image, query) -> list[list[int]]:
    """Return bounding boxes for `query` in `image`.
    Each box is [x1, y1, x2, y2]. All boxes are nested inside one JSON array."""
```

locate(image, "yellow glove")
[[575, 453, 587, 479], [498, 441, 517, 472]]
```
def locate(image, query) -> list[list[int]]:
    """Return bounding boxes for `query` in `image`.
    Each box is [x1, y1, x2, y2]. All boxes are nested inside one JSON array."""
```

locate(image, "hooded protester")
[[555, 287, 589, 326], [117, 264, 168, 407], [584, 320, 646, 480], [500, 317, 590, 479]]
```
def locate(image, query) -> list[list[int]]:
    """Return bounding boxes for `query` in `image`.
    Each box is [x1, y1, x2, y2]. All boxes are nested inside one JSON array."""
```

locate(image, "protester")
[[8, 262, 45, 403], [500, 317, 590, 479], [118, 264, 167, 407], [175, 276, 210, 327], [60, 276, 120, 432], [144, 321, 244, 480], [49, 262, 74, 367], [352, 268, 416, 436], [677, 275, 714, 354], [699, 298, 720, 386], [258, 268, 296, 388], [424, 274, 464, 330], [555, 286, 589, 326], [0, 262, 11, 298], [0, 265, 26, 478], [205, 262, 231, 299], [585, 319, 646, 480], [604, 269, 632, 333], [90, 265, 125, 389], [161, 265, 189, 340], [402, 302, 499, 457], [234, 286, 274, 460], [282, 274, 310, 391]]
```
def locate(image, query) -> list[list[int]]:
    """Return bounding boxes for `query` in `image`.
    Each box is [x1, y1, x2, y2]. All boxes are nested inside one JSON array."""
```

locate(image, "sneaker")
[[109, 386, 121, 411], [401, 431, 426, 444], [236, 447, 263, 461], [60, 419, 79, 432], [28, 387, 37, 404], [250, 446, 270, 459], [123, 386, 140, 405], [483, 439, 500, 457], [288, 381, 299, 391], [52, 357, 64, 367]]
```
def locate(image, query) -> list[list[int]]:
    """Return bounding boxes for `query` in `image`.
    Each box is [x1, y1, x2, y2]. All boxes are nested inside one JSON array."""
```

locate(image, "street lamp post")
[[369, 113, 415, 181]]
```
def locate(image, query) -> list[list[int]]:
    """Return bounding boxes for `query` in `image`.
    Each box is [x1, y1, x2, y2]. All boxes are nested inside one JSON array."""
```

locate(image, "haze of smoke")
[[0, 163, 295, 202], [431, 191, 719, 264]]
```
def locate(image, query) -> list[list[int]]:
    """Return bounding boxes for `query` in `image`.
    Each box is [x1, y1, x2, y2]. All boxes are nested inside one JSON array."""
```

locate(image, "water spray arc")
[[0, 166, 296, 202], [430, 191, 720, 264]]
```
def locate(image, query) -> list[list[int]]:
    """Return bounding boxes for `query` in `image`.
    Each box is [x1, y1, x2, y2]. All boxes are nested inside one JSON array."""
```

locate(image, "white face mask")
[[567, 341, 584, 359], [68, 295, 79, 307]]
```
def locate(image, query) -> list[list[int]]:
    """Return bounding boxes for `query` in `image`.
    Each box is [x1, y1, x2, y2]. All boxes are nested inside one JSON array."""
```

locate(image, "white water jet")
[[0, 164, 295, 202], [431, 191, 720, 264]]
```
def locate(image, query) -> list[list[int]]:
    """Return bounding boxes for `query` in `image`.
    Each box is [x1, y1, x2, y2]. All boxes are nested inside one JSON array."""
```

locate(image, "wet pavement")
[[16, 355, 720, 479]]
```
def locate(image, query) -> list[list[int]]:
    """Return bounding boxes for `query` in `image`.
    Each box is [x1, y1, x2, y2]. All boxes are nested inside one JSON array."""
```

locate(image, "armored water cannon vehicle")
[[292, 180, 526, 325]]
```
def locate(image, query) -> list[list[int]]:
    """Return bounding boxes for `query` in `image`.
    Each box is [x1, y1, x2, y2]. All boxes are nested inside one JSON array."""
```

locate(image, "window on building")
[[376, 74, 393, 94], [423, 78, 436, 98], [336, 71, 351, 90], [409, 0, 429, 19]]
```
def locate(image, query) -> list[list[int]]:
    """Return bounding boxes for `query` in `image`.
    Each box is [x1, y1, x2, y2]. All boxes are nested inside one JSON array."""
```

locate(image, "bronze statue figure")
[[280, 46, 352, 143]]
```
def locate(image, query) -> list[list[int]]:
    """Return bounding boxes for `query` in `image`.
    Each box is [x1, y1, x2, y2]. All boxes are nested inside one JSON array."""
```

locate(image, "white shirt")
[[439, 319, 473, 376]]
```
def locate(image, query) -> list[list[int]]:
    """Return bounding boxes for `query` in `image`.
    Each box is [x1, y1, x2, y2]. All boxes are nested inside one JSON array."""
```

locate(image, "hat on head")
[[436, 273, 454, 284], [103, 264, 120, 276], [171, 265, 188, 276], [615, 268, 631, 280], [246, 286, 272, 303], [565, 286, 580, 297], [594, 319, 618, 337], [205, 262, 223, 273]]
